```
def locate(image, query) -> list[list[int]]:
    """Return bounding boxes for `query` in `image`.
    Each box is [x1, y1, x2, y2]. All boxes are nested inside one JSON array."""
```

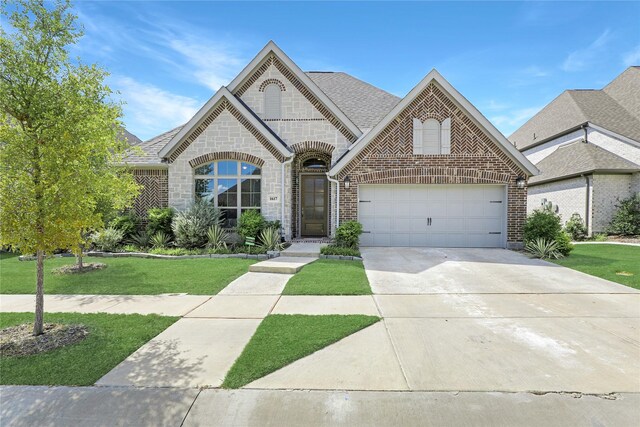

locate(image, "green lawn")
[[223, 314, 380, 388], [551, 244, 640, 289], [0, 253, 255, 294], [283, 260, 372, 295], [0, 312, 177, 385]]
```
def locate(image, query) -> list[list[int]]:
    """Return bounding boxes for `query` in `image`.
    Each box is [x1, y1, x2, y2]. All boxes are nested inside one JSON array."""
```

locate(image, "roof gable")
[[157, 87, 291, 162], [227, 41, 362, 142], [329, 69, 538, 176]]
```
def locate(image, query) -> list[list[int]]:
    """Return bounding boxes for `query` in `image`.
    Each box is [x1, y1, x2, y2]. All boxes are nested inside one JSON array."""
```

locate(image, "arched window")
[[302, 158, 327, 169], [194, 160, 261, 227], [264, 83, 282, 120]]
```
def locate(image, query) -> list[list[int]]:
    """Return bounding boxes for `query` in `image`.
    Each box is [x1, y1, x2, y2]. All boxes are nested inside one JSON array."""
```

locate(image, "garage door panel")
[[358, 184, 506, 248]]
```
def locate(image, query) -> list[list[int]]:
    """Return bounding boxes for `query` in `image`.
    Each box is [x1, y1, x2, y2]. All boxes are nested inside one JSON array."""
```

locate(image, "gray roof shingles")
[[529, 140, 640, 185], [510, 67, 640, 150], [125, 71, 401, 165]]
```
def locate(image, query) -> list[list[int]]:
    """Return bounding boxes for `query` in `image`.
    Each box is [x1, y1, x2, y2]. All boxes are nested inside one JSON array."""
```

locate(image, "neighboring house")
[[124, 41, 537, 248], [510, 67, 640, 235]]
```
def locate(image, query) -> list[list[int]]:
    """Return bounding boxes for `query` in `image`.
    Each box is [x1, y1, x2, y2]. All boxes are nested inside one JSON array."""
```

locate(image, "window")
[[302, 158, 327, 169], [413, 117, 451, 155], [194, 160, 261, 227], [264, 83, 282, 120]]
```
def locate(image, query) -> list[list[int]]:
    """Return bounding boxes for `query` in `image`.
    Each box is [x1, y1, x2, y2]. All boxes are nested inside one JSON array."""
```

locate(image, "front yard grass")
[[551, 244, 640, 289], [0, 253, 255, 295], [282, 259, 372, 295], [0, 312, 177, 385], [222, 314, 380, 388]]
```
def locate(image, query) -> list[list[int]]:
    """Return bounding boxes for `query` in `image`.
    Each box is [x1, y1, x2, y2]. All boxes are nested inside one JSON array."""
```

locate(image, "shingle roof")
[[529, 140, 640, 185], [510, 67, 640, 150], [124, 125, 183, 165], [307, 72, 401, 130]]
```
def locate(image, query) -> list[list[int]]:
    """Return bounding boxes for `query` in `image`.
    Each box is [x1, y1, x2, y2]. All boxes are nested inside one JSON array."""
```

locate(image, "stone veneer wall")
[[336, 82, 528, 246], [132, 169, 169, 219], [167, 108, 292, 239], [592, 174, 633, 233]]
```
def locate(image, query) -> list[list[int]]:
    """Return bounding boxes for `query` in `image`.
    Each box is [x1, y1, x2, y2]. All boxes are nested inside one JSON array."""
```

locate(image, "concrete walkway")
[[3, 386, 638, 427], [248, 256, 316, 274]]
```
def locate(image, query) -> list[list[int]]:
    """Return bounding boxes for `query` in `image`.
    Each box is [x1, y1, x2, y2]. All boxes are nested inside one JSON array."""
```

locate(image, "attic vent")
[[264, 83, 282, 120]]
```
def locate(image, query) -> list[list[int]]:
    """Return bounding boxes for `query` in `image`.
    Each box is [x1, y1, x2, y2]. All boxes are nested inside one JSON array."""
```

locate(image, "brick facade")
[[132, 169, 169, 218], [336, 82, 528, 245]]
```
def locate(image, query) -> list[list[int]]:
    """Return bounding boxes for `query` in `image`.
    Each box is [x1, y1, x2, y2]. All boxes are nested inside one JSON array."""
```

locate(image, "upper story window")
[[194, 160, 261, 228], [263, 83, 282, 120], [412, 117, 451, 155]]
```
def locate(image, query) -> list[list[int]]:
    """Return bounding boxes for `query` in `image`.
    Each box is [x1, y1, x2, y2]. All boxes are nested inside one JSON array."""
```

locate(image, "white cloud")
[[491, 106, 543, 136], [623, 45, 640, 66], [112, 76, 200, 140], [562, 29, 612, 72], [522, 66, 549, 78]]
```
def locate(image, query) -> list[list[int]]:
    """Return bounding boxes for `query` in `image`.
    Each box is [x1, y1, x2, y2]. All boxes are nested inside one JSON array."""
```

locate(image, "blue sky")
[[71, 1, 640, 140]]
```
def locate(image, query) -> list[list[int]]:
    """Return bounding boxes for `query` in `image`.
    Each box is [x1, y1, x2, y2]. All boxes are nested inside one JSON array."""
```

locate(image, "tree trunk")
[[76, 244, 83, 269], [33, 249, 45, 336]]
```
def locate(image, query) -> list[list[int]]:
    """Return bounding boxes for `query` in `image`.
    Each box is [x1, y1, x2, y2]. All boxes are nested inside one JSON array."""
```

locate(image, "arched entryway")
[[292, 150, 333, 238]]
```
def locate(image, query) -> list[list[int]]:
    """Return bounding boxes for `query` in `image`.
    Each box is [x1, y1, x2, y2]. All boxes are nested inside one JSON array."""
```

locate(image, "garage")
[[358, 184, 506, 248]]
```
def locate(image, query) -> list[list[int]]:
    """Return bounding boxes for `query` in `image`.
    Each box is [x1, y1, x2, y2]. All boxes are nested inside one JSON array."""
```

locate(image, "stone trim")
[[234, 54, 358, 143], [290, 141, 336, 155], [132, 169, 169, 219], [167, 99, 287, 163], [353, 167, 511, 185], [258, 78, 287, 92], [189, 152, 265, 168]]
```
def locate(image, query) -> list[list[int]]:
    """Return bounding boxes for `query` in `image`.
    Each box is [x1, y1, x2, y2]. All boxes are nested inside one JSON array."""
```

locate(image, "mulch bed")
[[0, 323, 89, 357], [607, 235, 640, 244], [52, 263, 106, 275]]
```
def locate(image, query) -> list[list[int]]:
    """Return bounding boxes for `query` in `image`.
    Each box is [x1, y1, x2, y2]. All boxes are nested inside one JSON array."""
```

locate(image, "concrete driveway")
[[362, 247, 640, 394]]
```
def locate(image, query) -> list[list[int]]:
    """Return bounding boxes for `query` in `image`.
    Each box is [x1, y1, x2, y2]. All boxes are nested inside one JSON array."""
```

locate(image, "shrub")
[[149, 247, 205, 256], [525, 238, 564, 260], [320, 245, 361, 257], [334, 221, 363, 249], [109, 212, 139, 239], [146, 207, 174, 237], [150, 231, 171, 249], [523, 208, 562, 244], [564, 213, 587, 241], [592, 233, 608, 242], [91, 227, 124, 252], [129, 231, 151, 249], [172, 201, 221, 249], [607, 194, 640, 235], [259, 227, 284, 251], [554, 231, 574, 256], [237, 210, 266, 240], [207, 224, 228, 250]]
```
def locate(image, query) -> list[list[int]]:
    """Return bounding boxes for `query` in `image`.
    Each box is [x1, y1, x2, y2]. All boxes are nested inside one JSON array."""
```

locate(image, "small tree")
[[0, 0, 139, 335], [607, 195, 640, 236]]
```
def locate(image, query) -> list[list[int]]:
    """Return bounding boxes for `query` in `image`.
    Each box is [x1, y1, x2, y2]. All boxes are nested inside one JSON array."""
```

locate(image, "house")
[[125, 41, 537, 249], [510, 67, 640, 235]]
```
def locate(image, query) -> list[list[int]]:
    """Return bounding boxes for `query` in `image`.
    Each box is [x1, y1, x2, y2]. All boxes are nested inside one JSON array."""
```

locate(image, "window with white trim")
[[194, 160, 261, 227], [263, 83, 282, 120], [413, 117, 451, 155]]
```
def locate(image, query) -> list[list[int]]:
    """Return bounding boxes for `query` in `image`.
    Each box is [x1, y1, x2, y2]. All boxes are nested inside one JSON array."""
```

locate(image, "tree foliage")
[[0, 0, 139, 334]]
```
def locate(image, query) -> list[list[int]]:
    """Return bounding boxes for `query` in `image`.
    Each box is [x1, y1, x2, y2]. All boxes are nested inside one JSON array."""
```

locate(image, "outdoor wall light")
[[344, 176, 351, 189], [516, 177, 526, 189]]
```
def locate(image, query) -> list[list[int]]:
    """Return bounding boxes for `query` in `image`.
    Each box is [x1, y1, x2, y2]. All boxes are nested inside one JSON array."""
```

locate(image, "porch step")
[[249, 257, 317, 274], [281, 242, 326, 258]]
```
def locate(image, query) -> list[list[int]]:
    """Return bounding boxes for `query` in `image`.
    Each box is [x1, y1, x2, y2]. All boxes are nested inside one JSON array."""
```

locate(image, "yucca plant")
[[525, 238, 564, 259], [207, 224, 228, 250], [259, 227, 284, 252], [151, 231, 171, 249], [129, 231, 151, 249]]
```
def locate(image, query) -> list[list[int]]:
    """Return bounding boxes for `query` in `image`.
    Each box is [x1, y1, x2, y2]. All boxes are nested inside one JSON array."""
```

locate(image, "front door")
[[301, 175, 327, 236]]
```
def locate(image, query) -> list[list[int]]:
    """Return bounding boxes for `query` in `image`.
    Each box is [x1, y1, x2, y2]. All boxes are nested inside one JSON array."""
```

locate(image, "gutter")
[[326, 173, 340, 236]]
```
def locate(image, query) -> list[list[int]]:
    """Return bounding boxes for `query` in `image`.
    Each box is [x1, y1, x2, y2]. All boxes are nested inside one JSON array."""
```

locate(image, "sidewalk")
[[2, 386, 638, 427]]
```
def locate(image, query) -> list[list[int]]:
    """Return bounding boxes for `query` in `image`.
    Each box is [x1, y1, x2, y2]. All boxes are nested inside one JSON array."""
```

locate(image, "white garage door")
[[358, 184, 506, 248]]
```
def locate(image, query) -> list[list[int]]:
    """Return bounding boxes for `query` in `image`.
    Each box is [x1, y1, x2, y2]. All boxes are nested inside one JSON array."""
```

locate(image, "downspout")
[[583, 124, 588, 144], [584, 174, 591, 236], [281, 155, 294, 241], [326, 173, 340, 237]]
